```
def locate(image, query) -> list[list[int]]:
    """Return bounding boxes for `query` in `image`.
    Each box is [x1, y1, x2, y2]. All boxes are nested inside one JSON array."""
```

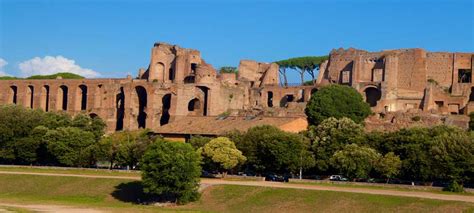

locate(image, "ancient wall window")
[[364, 87, 381, 107], [58, 85, 68, 111], [160, 93, 172, 125], [135, 86, 147, 128], [169, 68, 175, 81], [188, 98, 201, 112], [26, 85, 34, 108], [267, 91, 273, 107], [435, 101, 444, 110], [280, 94, 295, 107], [197, 86, 209, 116], [9, 86, 17, 104], [458, 69, 472, 83], [184, 76, 195, 84], [115, 87, 125, 131], [78, 85, 88, 111], [41, 85, 50, 112], [191, 63, 197, 74]]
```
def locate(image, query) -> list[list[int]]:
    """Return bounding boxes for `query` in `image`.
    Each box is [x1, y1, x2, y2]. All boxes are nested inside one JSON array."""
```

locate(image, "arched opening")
[[197, 86, 209, 116], [364, 87, 381, 107], [136, 86, 147, 128], [41, 85, 50, 112], [89, 113, 98, 119], [9, 86, 17, 104], [26, 85, 34, 108], [184, 76, 195, 84], [267, 91, 273, 107], [160, 93, 172, 125], [191, 63, 197, 74], [115, 87, 125, 131], [280, 94, 295, 108], [155, 62, 165, 80], [58, 85, 68, 111], [469, 87, 474, 102], [188, 98, 201, 112], [78, 85, 88, 111]]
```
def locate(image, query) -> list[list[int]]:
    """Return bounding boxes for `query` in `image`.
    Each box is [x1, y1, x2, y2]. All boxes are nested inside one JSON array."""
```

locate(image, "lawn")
[[0, 165, 140, 177], [0, 173, 472, 213]]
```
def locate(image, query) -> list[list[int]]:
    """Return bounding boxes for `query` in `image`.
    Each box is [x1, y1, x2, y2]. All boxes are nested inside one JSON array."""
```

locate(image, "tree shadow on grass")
[[111, 181, 148, 204]]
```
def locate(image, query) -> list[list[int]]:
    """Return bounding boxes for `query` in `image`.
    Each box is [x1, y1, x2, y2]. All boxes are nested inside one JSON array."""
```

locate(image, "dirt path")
[[0, 202, 102, 213], [0, 171, 473, 204]]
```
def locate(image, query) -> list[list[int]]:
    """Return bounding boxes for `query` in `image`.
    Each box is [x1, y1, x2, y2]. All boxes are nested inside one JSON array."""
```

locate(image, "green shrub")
[[305, 84, 371, 125], [140, 139, 201, 204], [443, 181, 464, 193], [411, 116, 421, 122]]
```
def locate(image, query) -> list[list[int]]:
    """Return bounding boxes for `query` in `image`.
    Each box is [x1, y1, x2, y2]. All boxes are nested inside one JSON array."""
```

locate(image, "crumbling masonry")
[[0, 44, 472, 135]]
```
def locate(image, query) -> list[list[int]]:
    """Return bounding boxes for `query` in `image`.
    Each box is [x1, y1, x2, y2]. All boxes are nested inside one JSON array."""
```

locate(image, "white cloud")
[[0, 58, 10, 76], [19, 56, 100, 78]]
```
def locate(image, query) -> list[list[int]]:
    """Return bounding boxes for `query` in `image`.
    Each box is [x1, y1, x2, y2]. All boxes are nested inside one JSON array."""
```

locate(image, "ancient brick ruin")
[[0, 43, 312, 138], [0, 43, 472, 136], [316, 48, 473, 130]]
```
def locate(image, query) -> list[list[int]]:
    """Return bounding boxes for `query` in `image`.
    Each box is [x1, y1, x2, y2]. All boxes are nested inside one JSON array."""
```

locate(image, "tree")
[[305, 84, 371, 125], [235, 125, 315, 176], [276, 56, 328, 85], [45, 127, 97, 167], [200, 137, 246, 177], [330, 143, 381, 180], [219, 66, 238, 74], [140, 139, 201, 204], [376, 152, 401, 183], [307, 117, 365, 172], [188, 135, 212, 150], [98, 129, 154, 169]]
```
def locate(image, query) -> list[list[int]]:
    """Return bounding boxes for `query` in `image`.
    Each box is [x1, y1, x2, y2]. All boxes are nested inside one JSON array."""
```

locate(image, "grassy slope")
[[0, 174, 472, 213]]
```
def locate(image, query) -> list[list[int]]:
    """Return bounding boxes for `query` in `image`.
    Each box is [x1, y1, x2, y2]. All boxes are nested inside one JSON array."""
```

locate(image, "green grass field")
[[0, 173, 473, 213]]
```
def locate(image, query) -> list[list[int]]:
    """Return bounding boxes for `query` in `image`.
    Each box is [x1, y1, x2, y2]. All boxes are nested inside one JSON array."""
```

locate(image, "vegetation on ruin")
[[276, 55, 328, 85], [219, 66, 238, 74], [140, 139, 201, 204], [0, 72, 84, 80], [0, 173, 473, 212], [469, 112, 474, 131], [305, 84, 372, 125]]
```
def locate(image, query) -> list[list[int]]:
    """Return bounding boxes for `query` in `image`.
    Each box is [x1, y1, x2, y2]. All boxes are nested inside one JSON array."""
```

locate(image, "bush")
[[411, 116, 421, 122], [469, 113, 474, 131], [140, 139, 201, 204], [305, 84, 371, 125], [443, 181, 464, 193]]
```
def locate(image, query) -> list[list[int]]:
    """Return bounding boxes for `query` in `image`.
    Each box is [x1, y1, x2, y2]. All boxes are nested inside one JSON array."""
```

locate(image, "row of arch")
[[8, 84, 95, 112]]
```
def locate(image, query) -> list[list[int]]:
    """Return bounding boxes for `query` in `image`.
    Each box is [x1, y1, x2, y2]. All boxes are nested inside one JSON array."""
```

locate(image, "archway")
[[26, 85, 34, 108], [135, 86, 147, 128], [188, 98, 201, 111], [364, 87, 381, 107], [197, 86, 209, 116], [58, 85, 68, 110], [78, 85, 88, 111], [160, 93, 172, 125], [115, 87, 125, 131], [9, 86, 17, 104], [41, 85, 50, 112], [184, 76, 195, 84]]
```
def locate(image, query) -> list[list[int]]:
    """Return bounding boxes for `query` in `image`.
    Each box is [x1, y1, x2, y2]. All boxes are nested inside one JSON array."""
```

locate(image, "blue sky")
[[0, 0, 473, 82]]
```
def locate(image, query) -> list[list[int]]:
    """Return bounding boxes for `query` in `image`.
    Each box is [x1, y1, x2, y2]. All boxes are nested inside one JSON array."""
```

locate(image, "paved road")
[[0, 171, 473, 203]]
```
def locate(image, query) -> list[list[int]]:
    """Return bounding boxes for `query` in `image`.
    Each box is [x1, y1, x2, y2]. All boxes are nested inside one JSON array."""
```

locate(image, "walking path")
[[0, 170, 472, 210]]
